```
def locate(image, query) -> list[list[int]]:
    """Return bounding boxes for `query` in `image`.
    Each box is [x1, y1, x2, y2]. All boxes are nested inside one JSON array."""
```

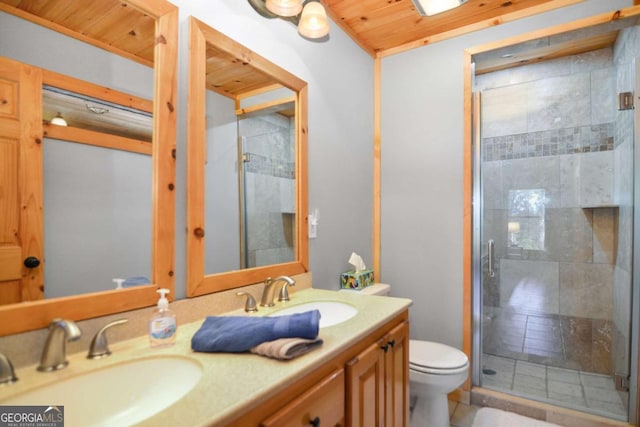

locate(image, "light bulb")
[[265, 0, 303, 17], [420, 0, 463, 16], [50, 113, 67, 127], [298, 1, 329, 39]]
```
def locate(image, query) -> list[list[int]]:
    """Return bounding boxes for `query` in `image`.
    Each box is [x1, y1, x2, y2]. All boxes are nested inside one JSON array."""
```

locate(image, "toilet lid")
[[409, 340, 468, 370]]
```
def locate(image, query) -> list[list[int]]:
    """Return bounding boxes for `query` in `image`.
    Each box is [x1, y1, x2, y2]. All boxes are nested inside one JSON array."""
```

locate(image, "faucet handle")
[[278, 279, 295, 302], [236, 292, 258, 312], [0, 353, 17, 384], [87, 318, 128, 359]]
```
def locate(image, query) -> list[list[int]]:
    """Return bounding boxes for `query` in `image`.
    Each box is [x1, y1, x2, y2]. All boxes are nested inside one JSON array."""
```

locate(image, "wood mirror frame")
[[187, 17, 308, 297], [0, 0, 177, 335]]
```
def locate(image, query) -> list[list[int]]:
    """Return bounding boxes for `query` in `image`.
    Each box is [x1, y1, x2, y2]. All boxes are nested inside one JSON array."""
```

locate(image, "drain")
[[482, 368, 497, 375]]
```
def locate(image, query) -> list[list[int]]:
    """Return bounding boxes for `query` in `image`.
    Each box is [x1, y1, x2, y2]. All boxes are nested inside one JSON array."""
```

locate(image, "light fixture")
[[86, 104, 109, 115], [248, 0, 329, 40], [411, 0, 467, 16], [298, 1, 329, 39], [265, 0, 302, 17], [50, 112, 67, 127]]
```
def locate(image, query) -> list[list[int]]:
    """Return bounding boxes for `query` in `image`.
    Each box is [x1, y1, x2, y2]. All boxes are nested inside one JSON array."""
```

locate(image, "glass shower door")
[[237, 107, 296, 269], [474, 50, 635, 420]]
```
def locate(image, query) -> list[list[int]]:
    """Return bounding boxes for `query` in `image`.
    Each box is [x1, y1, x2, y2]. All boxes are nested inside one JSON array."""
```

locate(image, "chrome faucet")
[[0, 353, 18, 384], [277, 276, 296, 302], [260, 276, 295, 307], [87, 319, 128, 359], [37, 318, 82, 372]]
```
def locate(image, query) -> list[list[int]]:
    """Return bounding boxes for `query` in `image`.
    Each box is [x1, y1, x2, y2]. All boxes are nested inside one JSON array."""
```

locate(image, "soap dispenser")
[[148, 288, 177, 347]]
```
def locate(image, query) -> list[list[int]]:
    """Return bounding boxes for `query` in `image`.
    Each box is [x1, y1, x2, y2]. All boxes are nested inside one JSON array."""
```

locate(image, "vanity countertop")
[[0, 288, 412, 427]]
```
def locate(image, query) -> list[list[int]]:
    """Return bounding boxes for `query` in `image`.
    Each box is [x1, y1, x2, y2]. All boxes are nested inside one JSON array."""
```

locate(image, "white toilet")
[[341, 283, 469, 427]]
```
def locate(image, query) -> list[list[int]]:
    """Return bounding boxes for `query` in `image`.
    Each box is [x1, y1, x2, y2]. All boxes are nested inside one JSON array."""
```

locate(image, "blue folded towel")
[[191, 310, 320, 353]]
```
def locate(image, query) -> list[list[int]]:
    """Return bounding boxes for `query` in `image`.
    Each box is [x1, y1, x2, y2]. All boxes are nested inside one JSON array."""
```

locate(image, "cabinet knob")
[[309, 416, 320, 427], [380, 343, 389, 353], [388, 339, 396, 348]]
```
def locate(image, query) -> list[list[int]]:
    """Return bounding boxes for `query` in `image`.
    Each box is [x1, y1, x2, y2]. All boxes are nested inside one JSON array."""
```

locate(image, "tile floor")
[[483, 306, 613, 374], [481, 354, 628, 420], [448, 401, 481, 427]]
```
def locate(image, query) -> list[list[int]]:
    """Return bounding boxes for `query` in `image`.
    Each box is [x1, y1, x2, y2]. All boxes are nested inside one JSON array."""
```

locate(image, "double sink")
[[2, 298, 359, 426]]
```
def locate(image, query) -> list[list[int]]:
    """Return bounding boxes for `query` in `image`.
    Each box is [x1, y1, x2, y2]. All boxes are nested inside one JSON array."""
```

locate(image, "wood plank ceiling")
[[0, 0, 155, 66], [322, 0, 584, 57]]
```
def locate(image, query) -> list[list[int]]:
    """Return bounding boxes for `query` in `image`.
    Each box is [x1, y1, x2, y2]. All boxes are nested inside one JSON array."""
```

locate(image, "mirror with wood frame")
[[187, 17, 308, 296], [0, 0, 177, 335]]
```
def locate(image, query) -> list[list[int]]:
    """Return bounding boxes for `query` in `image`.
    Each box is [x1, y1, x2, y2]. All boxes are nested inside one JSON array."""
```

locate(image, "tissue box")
[[340, 269, 374, 290]]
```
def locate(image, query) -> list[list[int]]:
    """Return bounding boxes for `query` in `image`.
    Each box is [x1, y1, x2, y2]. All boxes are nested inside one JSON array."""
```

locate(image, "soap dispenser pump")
[[148, 288, 177, 347]]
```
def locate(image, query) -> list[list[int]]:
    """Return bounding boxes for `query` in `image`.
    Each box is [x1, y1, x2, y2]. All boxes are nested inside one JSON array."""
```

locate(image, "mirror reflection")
[[187, 17, 308, 297], [205, 91, 296, 275], [0, 0, 176, 335], [43, 135, 152, 298], [0, 11, 154, 302]]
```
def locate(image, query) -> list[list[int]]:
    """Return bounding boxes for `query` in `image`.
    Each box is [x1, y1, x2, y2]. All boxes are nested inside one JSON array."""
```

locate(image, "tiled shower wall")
[[239, 112, 295, 268], [477, 36, 636, 376]]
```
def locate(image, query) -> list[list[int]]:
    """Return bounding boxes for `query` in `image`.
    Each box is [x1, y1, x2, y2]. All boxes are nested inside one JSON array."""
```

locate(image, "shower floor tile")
[[481, 354, 628, 421], [483, 308, 612, 375]]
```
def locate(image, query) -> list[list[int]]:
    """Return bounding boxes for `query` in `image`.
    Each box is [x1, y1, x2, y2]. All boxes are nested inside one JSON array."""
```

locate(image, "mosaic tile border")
[[482, 123, 614, 162], [244, 152, 295, 179]]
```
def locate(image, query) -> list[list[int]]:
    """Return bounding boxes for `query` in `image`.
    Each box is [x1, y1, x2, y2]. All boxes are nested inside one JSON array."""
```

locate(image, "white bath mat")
[[472, 407, 561, 427]]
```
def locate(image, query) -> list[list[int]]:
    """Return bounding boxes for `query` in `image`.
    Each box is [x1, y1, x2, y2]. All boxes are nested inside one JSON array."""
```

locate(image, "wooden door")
[[384, 321, 410, 427], [346, 340, 385, 427], [0, 56, 43, 304]]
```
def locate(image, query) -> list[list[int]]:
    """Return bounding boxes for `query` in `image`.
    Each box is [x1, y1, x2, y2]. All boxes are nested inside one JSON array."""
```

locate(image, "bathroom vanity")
[[0, 288, 411, 427]]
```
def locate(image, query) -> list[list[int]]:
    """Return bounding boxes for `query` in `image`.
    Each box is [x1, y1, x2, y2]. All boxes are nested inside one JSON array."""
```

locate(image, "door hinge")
[[615, 373, 630, 392], [619, 92, 634, 110]]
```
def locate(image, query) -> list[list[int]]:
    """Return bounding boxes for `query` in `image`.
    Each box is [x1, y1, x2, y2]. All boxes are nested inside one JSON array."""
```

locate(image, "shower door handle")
[[487, 239, 495, 278]]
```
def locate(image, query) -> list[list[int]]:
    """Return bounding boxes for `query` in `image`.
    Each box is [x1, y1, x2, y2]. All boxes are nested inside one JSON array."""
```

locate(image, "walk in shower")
[[472, 18, 639, 422], [204, 92, 296, 275], [237, 105, 296, 269]]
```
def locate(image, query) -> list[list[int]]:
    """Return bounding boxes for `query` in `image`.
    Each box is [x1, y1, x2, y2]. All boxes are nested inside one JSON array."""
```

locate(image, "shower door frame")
[[463, 7, 640, 424]]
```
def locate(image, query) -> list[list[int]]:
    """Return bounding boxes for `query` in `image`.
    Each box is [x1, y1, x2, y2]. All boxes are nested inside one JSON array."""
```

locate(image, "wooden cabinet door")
[[346, 340, 385, 427], [261, 369, 345, 427], [384, 321, 410, 427], [0, 56, 43, 304]]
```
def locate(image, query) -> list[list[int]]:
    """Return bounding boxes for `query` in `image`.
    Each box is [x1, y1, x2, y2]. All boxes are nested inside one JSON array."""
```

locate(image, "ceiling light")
[[86, 104, 109, 115], [265, 0, 302, 17], [248, 0, 330, 41], [298, 1, 329, 39], [411, 0, 467, 16], [50, 112, 67, 127]]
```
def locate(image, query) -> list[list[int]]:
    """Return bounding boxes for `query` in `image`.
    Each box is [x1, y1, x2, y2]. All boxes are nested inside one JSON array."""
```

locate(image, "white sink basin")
[[272, 301, 358, 328], [4, 355, 202, 426]]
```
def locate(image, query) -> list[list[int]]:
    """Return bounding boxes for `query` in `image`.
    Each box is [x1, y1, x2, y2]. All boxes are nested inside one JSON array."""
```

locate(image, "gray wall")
[[380, 0, 633, 348], [204, 90, 241, 274]]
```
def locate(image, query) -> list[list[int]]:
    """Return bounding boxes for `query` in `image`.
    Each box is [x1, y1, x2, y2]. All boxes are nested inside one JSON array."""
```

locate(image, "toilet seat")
[[409, 340, 469, 375]]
